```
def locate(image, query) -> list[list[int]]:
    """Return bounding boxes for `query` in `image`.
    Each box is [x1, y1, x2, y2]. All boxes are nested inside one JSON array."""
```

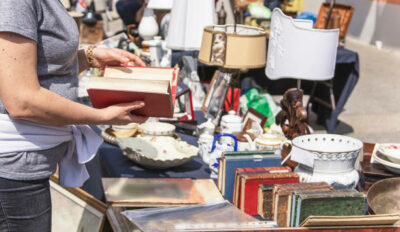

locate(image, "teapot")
[[243, 133, 285, 152], [208, 133, 238, 178]]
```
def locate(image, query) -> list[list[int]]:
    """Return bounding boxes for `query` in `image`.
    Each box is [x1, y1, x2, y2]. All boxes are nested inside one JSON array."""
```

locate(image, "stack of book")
[[232, 167, 299, 215], [257, 182, 366, 227], [217, 150, 282, 202], [291, 189, 365, 227], [270, 182, 333, 227]]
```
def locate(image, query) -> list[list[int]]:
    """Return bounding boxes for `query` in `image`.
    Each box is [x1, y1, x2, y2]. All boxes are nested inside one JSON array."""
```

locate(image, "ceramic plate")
[[117, 136, 198, 169], [378, 143, 400, 164], [373, 152, 400, 174], [139, 122, 176, 136]]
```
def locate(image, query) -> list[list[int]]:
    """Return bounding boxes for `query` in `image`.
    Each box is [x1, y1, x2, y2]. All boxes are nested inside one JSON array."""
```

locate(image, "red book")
[[87, 66, 179, 118], [239, 172, 299, 215], [232, 166, 291, 207]]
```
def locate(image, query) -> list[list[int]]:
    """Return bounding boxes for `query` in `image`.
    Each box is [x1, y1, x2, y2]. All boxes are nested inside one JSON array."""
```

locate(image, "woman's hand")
[[100, 101, 148, 125], [91, 47, 146, 68]]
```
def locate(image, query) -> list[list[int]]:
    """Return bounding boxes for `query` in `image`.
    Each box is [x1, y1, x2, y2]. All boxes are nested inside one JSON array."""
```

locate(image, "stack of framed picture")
[[50, 175, 108, 232]]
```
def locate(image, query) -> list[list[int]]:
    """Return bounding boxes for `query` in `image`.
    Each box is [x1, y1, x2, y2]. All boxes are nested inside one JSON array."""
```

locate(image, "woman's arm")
[[0, 32, 147, 126], [77, 47, 146, 73]]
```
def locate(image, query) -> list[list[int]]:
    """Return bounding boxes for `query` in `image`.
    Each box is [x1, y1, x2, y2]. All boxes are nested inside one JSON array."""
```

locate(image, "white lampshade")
[[266, 8, 340, 81], [147, 0, 173, 10], [166, 0, 216, 51]]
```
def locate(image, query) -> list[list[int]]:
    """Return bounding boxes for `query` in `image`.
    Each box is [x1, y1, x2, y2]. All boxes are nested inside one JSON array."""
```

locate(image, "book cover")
[[233, 167, 291, 207], [102, 178, 223, 207], [294, 189, 365, 227], [220, 154, 283, 202], [239, 172, 299, 215], [88, 66, 179, 118], [271, 182, 333, 227], [258, 184, 274, 219], [218, 150, 278, 194], [291, 190, 336, 227]]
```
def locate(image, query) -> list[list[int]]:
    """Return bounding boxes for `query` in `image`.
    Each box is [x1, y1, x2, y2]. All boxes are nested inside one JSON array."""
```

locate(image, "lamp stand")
[[220, 68, 241, 114]]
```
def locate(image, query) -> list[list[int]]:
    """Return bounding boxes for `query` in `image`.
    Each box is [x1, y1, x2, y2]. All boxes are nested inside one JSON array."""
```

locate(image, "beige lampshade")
[[198, 25, 267, 69]]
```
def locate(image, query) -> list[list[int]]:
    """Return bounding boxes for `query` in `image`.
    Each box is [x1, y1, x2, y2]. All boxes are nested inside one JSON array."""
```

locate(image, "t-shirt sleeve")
[[0, 0, 39, 42]]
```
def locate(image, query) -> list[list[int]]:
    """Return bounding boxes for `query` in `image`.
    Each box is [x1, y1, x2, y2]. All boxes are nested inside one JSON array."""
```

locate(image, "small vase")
[[138, 8, 159, 41]]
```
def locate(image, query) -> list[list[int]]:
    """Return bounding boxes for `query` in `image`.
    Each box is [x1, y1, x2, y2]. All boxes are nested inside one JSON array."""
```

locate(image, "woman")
[[0, 1, 147, 231]]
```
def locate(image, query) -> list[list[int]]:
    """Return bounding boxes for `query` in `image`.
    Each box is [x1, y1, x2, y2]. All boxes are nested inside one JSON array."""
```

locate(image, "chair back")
[[265, 8, 339, 81]]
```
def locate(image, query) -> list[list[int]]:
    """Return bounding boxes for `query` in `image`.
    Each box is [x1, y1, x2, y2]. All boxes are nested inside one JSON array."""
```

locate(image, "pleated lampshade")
[[166, 0, 216, 51], [198, 24, 267, 69]]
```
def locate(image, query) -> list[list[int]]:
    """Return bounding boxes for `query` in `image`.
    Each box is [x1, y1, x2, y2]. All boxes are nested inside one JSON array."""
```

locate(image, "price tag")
[[290, 146, 315, 168]]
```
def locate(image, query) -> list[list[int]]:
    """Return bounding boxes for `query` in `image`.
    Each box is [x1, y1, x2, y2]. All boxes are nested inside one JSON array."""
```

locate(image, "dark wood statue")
[[276, 88, 311, 169], [276, 88, 310, 140]]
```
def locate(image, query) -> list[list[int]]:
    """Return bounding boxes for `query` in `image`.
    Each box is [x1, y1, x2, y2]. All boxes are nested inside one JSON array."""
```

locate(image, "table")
[[244, 47, 359, 133]]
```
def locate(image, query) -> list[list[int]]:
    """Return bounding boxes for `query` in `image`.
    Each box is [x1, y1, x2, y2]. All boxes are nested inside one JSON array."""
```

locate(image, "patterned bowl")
[[117, 136, 199, 169]]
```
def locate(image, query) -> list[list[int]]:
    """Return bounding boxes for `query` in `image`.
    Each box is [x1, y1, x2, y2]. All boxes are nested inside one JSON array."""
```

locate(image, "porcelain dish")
[[101, 126, 139, 145], [117, 136, 198, 169], [377, 143, 400, 164], [139, 122, 176, 136]]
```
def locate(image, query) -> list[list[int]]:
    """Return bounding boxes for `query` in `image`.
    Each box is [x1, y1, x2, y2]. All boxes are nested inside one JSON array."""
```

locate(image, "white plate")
[[378, 143, 400, 164], [373, 152, 400, 175]]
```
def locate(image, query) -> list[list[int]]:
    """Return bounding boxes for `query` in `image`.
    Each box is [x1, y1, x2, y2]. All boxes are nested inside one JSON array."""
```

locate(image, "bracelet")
[[85, 45, 96, 68]]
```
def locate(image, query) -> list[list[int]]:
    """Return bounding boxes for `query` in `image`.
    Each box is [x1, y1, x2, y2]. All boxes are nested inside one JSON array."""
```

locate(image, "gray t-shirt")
[[0, 0, 80, 180]]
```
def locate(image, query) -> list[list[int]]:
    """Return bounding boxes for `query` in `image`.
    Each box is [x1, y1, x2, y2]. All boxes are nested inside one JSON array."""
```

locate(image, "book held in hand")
[[87, 66, 179, 118]]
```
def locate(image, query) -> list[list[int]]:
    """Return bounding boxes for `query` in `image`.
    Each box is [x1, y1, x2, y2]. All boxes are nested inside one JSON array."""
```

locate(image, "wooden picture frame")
[[201, 70, 232, 122], [315, 3, 354, 40], [50, 175, 107, 232], [242, 107, 268, 132]]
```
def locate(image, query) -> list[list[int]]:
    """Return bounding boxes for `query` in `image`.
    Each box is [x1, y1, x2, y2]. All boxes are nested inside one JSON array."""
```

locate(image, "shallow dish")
[[378, 143, 400, 164], [367, 177, 400, 214], [373, 152, 400, 174], [117, 136, 198, 169], [101, 127, 138, 145]]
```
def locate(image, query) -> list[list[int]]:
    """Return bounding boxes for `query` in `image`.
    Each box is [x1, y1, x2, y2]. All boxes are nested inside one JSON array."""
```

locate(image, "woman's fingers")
[[110, 50, 130, 65], [119, 49, 146, 67], [117, 101, 145, 111]]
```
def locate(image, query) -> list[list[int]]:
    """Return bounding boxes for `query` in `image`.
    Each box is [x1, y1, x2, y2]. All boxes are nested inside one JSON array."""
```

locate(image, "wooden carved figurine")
[[276, 88, 310, 140], [276, 88, 311, 169]]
